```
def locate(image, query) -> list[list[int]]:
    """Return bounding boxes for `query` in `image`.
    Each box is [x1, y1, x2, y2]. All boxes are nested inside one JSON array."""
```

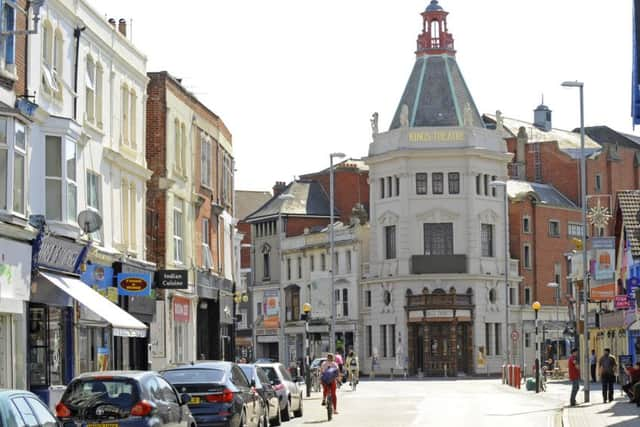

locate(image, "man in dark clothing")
[[598, 348, 618, 403], [622, 362, 640, 402], [568, 348, 580, 406]]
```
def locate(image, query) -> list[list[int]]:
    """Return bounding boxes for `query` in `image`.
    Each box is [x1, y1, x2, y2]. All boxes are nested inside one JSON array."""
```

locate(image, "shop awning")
[[39, 272, 148, 338]]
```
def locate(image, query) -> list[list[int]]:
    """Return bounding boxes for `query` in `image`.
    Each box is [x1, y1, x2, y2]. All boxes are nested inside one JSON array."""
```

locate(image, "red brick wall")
[[14, 0, 27, 96], [285, 217, 329, 237], [238, 221, 252, 268]]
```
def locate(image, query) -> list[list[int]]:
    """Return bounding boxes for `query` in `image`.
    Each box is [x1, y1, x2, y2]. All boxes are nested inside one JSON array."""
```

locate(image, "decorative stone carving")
[[477, 208, 499, 223], [416, 207, 460, 222], [378, 210, 400, 226], [371, 112, 379, 136]]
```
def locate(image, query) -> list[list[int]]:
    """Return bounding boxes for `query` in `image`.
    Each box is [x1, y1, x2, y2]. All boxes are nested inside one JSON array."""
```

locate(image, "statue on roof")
[[370, 112, 379, 136], [400, 104, 410, 128]]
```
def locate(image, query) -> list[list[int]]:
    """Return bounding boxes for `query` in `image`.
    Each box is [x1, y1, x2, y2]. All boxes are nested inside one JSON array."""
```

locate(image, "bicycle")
[[349, 369, 359, 391], [326, 383, 333, 421]]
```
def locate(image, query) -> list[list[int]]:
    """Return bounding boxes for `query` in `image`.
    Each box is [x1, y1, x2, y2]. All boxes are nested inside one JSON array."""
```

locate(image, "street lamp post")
[[561, 80, 589, 402], [278, 193, 295, 363], [302, 302, 312, 397], [547, 282, 561, 368], [490, 180, 510, 364], [532, 301, 541, 393], [329, 152, 346, 354]]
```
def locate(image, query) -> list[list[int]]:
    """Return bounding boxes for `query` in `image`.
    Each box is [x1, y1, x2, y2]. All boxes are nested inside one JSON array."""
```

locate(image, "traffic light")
[[572, 237, 583, 251]]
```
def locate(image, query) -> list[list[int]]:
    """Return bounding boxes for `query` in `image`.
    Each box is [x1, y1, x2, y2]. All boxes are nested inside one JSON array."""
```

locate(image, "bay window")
[[0, 118, 27, 215], [45, 136, 76, 222]]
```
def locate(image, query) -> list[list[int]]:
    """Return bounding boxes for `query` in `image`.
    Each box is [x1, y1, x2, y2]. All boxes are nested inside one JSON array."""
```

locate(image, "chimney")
[[272, 181, 286, 197], [516, 126, 528, 180], [108, 18, 116, 29], [118, 18, 127, 37]]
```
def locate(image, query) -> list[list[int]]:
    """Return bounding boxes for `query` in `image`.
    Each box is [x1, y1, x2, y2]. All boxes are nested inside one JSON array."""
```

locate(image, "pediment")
[[416, 207, 460, 222], [378, 210, 400, 226], [477, 209, 499, 223]]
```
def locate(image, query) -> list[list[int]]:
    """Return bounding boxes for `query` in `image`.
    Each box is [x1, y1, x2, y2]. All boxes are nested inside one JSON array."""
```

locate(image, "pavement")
[[509, 378, 640, 427]]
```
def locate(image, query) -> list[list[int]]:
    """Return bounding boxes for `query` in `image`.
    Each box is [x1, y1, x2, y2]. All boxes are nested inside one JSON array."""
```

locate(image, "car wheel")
[[293, 394, 303, 418], [281, 402, 290, 422], [271, 403, 282, 426]]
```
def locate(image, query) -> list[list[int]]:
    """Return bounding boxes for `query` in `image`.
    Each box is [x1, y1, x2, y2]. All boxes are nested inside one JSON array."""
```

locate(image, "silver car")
[[256, 363, 303, 422]]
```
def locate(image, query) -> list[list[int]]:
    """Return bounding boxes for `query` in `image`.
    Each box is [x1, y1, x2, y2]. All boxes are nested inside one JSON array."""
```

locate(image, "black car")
[[240, 364, 280, 426], [161, 362, 262, 427], [55, 371, 194, 427]]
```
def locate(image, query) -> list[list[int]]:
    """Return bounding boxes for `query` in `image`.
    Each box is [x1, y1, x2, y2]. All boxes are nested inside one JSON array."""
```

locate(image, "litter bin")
[[525, 377, 536, 391]]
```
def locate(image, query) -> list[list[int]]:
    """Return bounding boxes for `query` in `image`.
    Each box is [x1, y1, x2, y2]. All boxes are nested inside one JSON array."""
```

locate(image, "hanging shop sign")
[[35, 235, 88, 273], [117, 272, 152, 296], [80, 264, 114, 289], [156, 269, 188, 289], [263, 289, 280, 329], [614, 295, 631, 310]]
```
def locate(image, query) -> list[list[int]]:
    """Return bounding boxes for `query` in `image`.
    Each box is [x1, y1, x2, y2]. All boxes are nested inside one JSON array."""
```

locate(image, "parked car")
[[239, 364, 280, 426], [0, 390, 58, 427], [161, 361, 262, 427], [55, 371, 194, 427], [255, 363, 303, 421]]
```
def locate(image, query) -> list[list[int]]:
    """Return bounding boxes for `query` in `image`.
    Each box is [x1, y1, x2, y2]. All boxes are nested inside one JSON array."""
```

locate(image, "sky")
[[90, 0, 636, 191]]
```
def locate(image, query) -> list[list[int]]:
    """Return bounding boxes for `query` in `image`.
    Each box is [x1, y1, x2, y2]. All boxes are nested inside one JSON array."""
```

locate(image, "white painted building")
[[361, 1, 520, 376]]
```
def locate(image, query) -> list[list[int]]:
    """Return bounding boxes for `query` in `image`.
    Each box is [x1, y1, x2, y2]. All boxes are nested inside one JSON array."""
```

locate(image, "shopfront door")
[[0, 315, 12, 388]]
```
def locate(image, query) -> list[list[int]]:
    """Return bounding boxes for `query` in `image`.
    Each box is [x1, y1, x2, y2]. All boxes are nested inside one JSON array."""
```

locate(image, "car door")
[[231, 365, 256, 427], [144, 375, 172, 426], [157, 376, 184, 427]]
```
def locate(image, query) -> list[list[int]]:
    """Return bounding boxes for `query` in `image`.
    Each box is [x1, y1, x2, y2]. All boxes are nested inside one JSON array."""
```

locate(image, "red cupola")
[[416, 0, 456, 57]]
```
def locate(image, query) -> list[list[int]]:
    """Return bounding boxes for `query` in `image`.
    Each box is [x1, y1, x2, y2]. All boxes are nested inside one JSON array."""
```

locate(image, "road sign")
[[511, 330, 519, 342]]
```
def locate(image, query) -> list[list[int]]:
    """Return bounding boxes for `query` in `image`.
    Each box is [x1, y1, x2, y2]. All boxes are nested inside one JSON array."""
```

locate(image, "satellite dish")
[[77, 208, 103, 235]]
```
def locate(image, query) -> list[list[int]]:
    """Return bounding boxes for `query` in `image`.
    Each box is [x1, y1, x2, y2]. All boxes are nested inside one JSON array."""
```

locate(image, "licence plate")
[[190, 397, 202, 405], [87, 424, 118, 427]]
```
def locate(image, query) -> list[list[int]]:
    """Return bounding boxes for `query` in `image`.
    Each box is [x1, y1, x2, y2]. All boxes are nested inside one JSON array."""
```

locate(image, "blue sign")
[[81, 264, 114, 289], [117, 272, 152, 296]]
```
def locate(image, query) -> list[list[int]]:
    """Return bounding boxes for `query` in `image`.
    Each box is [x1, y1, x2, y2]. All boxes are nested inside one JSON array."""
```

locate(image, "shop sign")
[[590, 282, 616, 301], [36, 235, 87, 273], [117, 272, 152, 296], [156, 269, 188, 289], [173, 296, 190, 322], [615, 295, 631, 310], [425, 309, 454, 318], [80, 264, 114, 289]]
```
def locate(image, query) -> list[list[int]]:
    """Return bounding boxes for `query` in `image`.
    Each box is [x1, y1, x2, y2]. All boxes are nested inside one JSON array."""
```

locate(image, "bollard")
[[390, 368, 394, 380], [502, 364, 506, 384], [515, 365, 521, 389]]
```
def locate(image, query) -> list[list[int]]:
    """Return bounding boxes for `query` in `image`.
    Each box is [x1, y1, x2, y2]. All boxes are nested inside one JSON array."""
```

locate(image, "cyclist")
[[345, 350, 359, 386], [320, 353, 340, 414]]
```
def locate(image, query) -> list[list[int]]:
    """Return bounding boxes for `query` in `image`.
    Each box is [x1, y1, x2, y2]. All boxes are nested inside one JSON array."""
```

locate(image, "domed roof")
[[426, 0, 444, 12]]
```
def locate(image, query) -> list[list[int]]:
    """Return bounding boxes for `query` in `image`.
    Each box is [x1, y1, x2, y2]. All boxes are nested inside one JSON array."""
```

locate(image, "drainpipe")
[[73, 26, 86, 120]]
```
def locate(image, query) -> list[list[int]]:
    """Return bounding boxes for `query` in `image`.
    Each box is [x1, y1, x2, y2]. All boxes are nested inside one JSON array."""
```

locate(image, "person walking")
[[590, 349, 597, 383], [568, 348, 580, 406], [598, 348, 618, 403], [345, 350, 359, 385], [320, 353, 340, 414]]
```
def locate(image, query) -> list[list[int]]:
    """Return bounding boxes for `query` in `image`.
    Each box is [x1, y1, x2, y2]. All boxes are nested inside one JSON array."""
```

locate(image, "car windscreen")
[[259, 366, 280, 384], [62, 378, 138, 418], [162, 369, 225, 384]]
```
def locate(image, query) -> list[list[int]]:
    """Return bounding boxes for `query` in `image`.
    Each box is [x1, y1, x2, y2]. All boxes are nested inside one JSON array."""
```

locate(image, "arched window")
[[422, 287, 429, 294], [433, 288, 446, 295], [430, 20, 440, 47], [42, 21, 52, 65]]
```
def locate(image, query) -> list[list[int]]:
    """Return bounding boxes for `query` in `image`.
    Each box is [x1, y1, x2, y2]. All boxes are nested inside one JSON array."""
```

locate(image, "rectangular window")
[[484, 174, 489, 196], [494, 323, 501, 355], [523, 244, 531, 269], [121, 179, 129, 247], [321, 253, 326, 271], [366, 325, 372, 357], [424, 223, 453, 255], [509, 287, 515, 305], [379, 178, 385, 199], [95, 65, 103, 127], [310, 255, 315, 272], [476, 174, 481, 195], [202, 218, 213, 269], [85, 59, 95, 122], [2, 3, 15, 67], [45, 136, 62, 220], [390, 324, 396, 358], [548, 220, 560, 237], [129, 183, 136, 250], [448, 172, 460, 194], [121, 86, 129, 145], [263, 253, 270, 280], [12, 122, 25, 214], [334, 252, 339, 274], [346, 250, 352, 273], [554, 263, 561, 288], [173, 200, 184, 263], [485, 323, 492, 356], [65, 140, 77, 222], [287, 258, 291, 281], [257, 302, 263, 318], [86, 171, 102, 240], [481, 224, 494, 257], [297, 256, 302, 279], [523, 216, 531, 233], [416, 173, 427, 195], [201, 136, 211, 187], [568, 223, 583, 237], [387, 177, 393, 198], [491, 176, 497, 197], [524, 287, 531, 305], [0, 144, 6, 210], [0, 118, 26, 215], [595, 174, 602, 193], [432, 172, 444, 194], [395, 176, 400, 196], [342, 289, 348, 317], [385, 225, 397, 259], [365, 290, 372, 307], [380, 325, 388, 358], [525, 333, 531, 348], [130, 91, 137, 148]]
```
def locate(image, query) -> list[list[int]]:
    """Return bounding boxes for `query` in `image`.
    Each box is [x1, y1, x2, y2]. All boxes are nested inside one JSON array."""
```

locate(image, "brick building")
[[146, 71, 235, 366]]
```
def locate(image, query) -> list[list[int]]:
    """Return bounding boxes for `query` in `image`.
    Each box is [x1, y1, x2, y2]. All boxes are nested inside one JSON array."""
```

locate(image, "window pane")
[[481, 224, 493, 257], [67, 183, 77, 222], [46, 179, 62, 220], [13, 153, 24, 213], [15, 122, 25, 150], [0, 149, 7, 210], [385, 225, 396, 259], [416, 173, 427, 195], [424, 223, 453, 255], [45, 136, 61, 177], [432, 173, 443, 194], [66, 140, 76, 181], [448, 172, 460, 194]]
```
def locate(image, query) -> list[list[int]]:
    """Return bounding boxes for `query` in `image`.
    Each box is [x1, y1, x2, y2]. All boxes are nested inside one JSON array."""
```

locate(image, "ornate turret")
[[389, 1, 483, 130]]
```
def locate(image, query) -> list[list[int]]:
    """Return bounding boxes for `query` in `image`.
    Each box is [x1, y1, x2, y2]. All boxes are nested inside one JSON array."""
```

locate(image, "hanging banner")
[[614, 295, 631, 310], [590, 283, 616, 301], [263, 290, 280, 329], [117, 272, 152, 296], [594, 248, 615, 280]]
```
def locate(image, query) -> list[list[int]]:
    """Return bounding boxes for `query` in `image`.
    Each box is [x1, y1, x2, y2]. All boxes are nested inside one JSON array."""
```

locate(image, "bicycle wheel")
[[327, 391, 332, 421]]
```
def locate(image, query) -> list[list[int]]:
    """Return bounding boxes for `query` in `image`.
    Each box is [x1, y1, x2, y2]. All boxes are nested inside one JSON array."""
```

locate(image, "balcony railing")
[[410, 255, 467, 274]]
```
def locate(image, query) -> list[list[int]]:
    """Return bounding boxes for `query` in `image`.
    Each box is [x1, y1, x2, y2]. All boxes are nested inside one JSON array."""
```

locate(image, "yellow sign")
[[409, 130, 465, 143]]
